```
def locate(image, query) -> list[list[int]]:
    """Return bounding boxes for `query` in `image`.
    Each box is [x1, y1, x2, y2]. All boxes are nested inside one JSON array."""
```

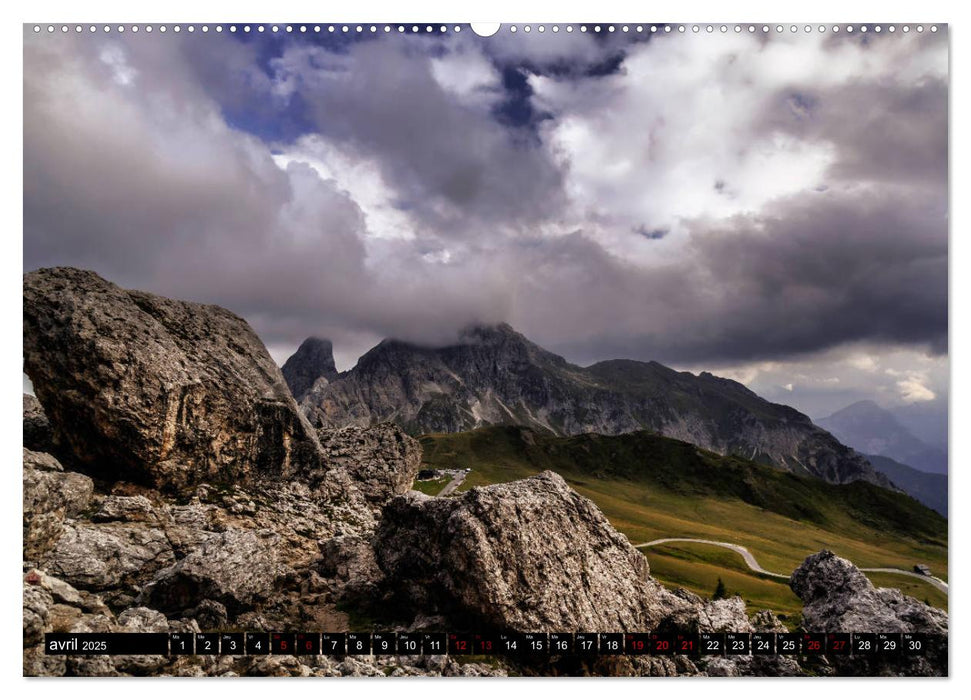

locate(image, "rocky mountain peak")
[[458, 322, 520, 343], [282, 337, 339, 400]]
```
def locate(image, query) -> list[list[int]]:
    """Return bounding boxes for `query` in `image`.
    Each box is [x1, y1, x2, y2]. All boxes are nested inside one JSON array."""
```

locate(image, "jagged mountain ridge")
[[291, 324, 889, 487]]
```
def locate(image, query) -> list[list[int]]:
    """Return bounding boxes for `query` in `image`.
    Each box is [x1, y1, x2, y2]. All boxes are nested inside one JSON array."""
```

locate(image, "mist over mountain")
[[818, 401, 947, 474], [892, 399, 949, 456], [286, 324, 889, 488]]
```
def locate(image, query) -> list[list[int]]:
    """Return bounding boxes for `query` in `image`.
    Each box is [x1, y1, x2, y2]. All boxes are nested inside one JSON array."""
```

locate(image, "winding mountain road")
[[858, 567, 949, 594], [635, 538, 948, 594], [439, 470, 468, 497]]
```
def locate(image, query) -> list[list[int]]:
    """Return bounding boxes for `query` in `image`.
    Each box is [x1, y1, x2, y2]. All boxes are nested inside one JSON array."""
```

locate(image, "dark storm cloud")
[[684, 188, 947, 360], [758, 79, 948, 188], [523, 187, 946, 367]]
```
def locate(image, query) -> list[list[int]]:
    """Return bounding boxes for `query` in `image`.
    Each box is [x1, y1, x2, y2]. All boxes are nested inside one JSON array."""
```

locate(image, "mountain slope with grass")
[[419, 426, 947, 619]]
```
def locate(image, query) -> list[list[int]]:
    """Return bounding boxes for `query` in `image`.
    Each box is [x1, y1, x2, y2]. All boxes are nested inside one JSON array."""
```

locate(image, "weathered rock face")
[[23, 267, 324, 492], [282, 337, 339, 400], [317, 535, 383, 604], [317, 424, 422, 508], [374, 471, 665, 631], [23, 393, 53, 452], [790, 550, 947, 676]]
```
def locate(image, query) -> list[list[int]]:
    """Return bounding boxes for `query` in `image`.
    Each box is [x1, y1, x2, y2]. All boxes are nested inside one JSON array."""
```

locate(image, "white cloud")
[[529, 31, 945, 266], [897, 377, 936, 403], [272, 136, 417, 245], [430, 44, 502, 108]]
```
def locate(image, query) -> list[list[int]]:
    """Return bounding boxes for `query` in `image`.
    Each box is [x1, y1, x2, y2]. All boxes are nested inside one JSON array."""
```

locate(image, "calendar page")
[[22, 20, 948, 678]]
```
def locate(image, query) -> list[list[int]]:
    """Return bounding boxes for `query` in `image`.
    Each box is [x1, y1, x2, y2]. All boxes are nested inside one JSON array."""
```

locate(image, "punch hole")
[[470, 23, 501, 37]]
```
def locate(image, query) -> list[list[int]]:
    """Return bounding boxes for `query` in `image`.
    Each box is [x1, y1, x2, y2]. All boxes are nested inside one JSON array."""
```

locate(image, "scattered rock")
[[42, 522, 174, 592], [140, 529, 286, 614], [23, 450, 94, 559], [92, 495, 161, 525], [23, 579, 52, 646], [117, 606, 169, 632], [112, 607, 172, 675], [185, 599, 228, 630], [23, 267, 325, 492], [750, 609, 789, 633], [23, 645, 67, 677], [656, 589, 754, 633], [24, 568, 101, 611], [24, 447, 65, 473], [705, 654, 803, 677]]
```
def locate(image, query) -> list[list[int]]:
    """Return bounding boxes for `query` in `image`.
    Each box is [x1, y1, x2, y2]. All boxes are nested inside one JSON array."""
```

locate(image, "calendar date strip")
[[44, 631, 941, 657]]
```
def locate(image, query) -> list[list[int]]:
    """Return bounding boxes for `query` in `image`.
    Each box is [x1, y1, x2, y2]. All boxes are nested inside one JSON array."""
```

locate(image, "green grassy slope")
[[419, 426, 947, 620]]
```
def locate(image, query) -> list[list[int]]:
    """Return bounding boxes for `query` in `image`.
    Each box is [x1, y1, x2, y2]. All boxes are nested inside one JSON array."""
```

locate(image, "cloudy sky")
[[23, 25, 948, 440]]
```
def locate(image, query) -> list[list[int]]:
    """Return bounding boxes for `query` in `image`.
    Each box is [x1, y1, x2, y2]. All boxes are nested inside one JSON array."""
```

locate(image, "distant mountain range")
[[817, 400, 947, 474], [863, 454, 947, 517], [285, 324, 890, 488]]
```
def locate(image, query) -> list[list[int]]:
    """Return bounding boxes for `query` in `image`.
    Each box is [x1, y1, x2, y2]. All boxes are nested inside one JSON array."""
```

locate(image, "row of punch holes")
[[32, 24, 941, 35]]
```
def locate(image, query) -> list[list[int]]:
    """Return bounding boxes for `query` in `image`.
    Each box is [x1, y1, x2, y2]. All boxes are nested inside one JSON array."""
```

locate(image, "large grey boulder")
[[790, 550, 947, 676], [791, 550, 947, 634], [374, 471, 667, 631], [23, 267, 324, 492], [42, 522, 174, 592]]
